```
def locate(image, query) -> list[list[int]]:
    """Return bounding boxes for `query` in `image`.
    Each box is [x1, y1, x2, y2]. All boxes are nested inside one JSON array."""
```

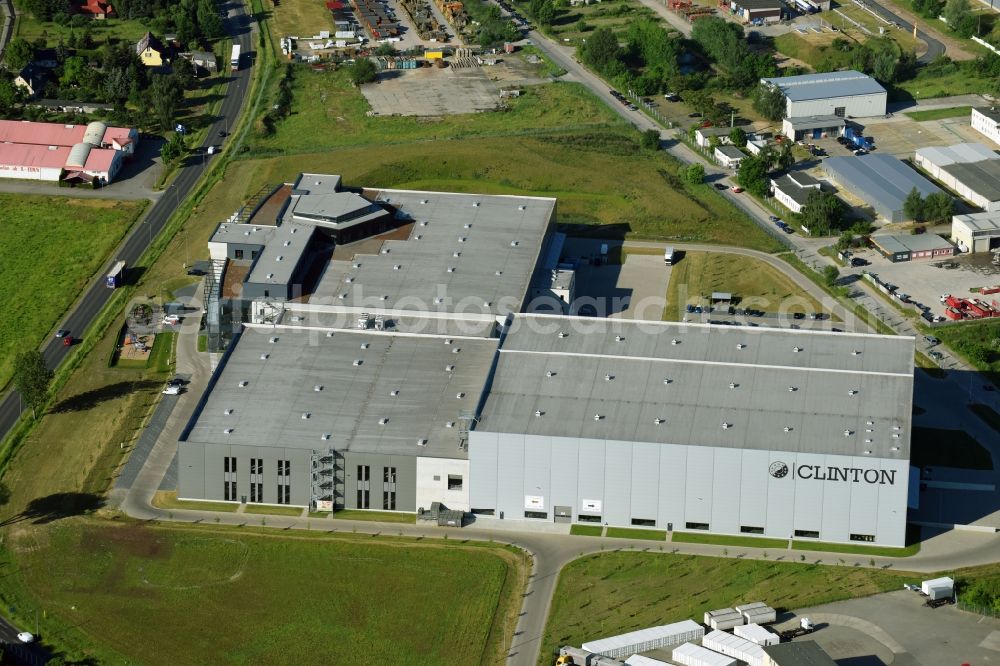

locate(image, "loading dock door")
[[554, 506, 572, 523], [812, 128, 822, 140]]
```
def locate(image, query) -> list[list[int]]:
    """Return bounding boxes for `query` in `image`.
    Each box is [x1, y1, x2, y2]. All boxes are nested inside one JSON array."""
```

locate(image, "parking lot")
[[776, 589, 1000, 665]]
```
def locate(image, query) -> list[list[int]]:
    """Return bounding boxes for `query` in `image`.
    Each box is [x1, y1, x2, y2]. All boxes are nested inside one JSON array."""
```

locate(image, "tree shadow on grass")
[[50, 380, 162, 414], [0, 493, 103, 527]]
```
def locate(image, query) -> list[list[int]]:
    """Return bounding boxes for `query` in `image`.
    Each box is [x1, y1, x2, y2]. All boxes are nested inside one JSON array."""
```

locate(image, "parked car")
[[163, 314, 181, 326], [55, 329, 70, 338], [163, 384, 182, 395], [186, 267, 206, 276], [62, 335, 74, 347], [929, 350, 944, 360], [782, 225, 794, 234], [730, 186, 744, 193], [713, 183, 728, 190], [924, 335, 940, 346], [768, 215, 779, 223], [17, 632, 34, 643], [850, 257, 869, 267]]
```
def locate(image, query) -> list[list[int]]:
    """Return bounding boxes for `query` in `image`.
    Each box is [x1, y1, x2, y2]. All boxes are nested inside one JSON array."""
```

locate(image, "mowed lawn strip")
[[664, 251, 824, 320], [606, 527, 666, 541], [904, 106, 973, 121], [570, 524, 604, 536], [540, 551, 916, 663], [671, 532, 788, 550], [791, 540, 921, 558], [11, 522, 518, 665], [0, 195, 146, 389]]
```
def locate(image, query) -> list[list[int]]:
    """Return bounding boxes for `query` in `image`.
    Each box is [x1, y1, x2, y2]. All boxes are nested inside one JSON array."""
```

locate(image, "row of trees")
[[903, 187, 954, 223], [578, 20, 681, 95], [735, 144, 793, 197]]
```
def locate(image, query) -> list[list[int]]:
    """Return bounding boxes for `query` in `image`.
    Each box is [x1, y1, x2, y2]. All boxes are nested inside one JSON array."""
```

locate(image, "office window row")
[[355, 465, 398, 510], [222, 457, 291, 504]]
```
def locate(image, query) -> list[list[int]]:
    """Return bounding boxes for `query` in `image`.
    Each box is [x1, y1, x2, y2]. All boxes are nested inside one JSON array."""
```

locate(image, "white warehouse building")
[[761, 71, 887, 119], [469, 315, 914, 547], [914, 143, 1000, 212]]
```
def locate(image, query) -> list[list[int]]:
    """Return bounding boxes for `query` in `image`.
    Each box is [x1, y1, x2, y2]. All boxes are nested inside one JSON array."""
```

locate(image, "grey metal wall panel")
[[875, 459, 909, 546], [658, 444, 687, 530], [469, 431, 499, 510], [603, 440, 632, 526], [178, 442, 206, 500], [550, 437, 579, 517], [738, 449, 769, 529], [765, 453, 795, 538], [685, 447, 714, 524], [523, 435, 552, 514], [343, 452, 417, 511], [630, 442, 661, 522], [793, 453, 826, 532], [848, 455, 880, 535], [497, 433, 526, 517], [819, 457, 852, 543], [711, 450, 741, 534], [577, 438, 606, 515]]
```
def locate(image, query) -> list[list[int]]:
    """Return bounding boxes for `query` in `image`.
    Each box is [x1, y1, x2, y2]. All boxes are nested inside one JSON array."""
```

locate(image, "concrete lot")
[[777, 589, 1000, 665], [361, 67, 501, 116]]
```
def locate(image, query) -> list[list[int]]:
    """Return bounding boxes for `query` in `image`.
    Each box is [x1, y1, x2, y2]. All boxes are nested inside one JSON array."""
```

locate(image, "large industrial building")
[[913, 143, 1000, 212], [180, 174, 915, 547], [761, 71, 886, 120], [0, 119, 137, 185], [824, 154, 944, 223], [951, 211, 1000, 253]]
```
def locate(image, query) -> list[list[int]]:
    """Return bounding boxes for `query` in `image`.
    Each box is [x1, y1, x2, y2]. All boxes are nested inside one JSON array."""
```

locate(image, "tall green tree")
[[944, 0, 977, 37], [903, 187, 925, 221], [752, 83, 785, 122], [13, 351, 52, 419], [923, 191, 954, 222], [736, 153, 770, 197], [729, 127, 747, 147], [799, 189, 847, 235], [146, 73, 183, 131], [348, 58, 378, 85], [579, 27, 623, 77], [5, 38, 35, 71]]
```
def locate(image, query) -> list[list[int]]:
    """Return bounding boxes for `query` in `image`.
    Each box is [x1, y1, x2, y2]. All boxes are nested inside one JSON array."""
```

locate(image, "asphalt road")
[[0, 5, 256, 658], [857, 0, 945, 63]]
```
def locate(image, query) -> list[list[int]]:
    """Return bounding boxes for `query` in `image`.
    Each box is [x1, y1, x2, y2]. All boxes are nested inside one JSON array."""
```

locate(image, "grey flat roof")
[[762, 71, 886, 102], [733, 0, 782, 9], [974, 106, 1000, 125], [953, 211, 1000, 233], [285, 192, 387, 230], [312, 189, 556, 316], [762, 641, 837, 666], [941, 161, 1000, 201], [292, 172, 342, 195], [717, 145, 746, 159], [698, 126, 733, 137], [785, 115, 846, 130], [824, 155, 942, 218], [245, 223, 314, 286], [915, 142, 997, 166], [872, 233, 955, 254], [210, 222, 275, 246], [278, 302, 501, 338], [772, 175, 819, 207], [185, 324, 498, 458], [476, 316, 914, 460]]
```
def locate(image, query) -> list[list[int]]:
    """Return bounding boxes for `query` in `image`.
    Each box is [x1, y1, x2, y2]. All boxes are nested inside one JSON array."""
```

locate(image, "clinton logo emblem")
[[769, 461, 790, 479]]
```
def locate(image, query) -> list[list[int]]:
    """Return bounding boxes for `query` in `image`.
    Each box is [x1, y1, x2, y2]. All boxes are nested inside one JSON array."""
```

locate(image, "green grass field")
[[671, 532, 788, 549], [790, 539, 920, 558], [243, 504, 304, 516], [911, 426, 994, 470], [772, 33, 858, 71], [12, 12, 151, 46], [904, 106, 973, 121], [332, 509, 418, 524], [663, 251, 824, 320], [2, 522, 521, 665], [251, 70, 624, 156], [153, 491, 241, 513], [934, 319, 1000, 379], [541, 551, 914, 662], [0, 195, 146, 390], [570, 524, 604, 536], [606, 527, 666, 541]]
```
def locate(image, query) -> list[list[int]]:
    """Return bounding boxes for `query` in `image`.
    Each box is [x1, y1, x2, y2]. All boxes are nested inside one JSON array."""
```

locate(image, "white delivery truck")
[[664, 246, 676, 265]]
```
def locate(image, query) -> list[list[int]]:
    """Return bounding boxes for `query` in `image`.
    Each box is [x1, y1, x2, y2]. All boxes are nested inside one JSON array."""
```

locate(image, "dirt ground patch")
[[361, 67, 503, 116]]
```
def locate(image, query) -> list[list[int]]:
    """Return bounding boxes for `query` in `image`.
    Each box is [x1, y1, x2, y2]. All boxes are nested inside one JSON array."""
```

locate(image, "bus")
[[230, 44, 241, 71]]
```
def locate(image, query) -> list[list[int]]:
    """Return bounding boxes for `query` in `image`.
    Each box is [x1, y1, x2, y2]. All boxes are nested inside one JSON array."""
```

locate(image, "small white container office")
[[737, 603, 777, 625], [583, 620, 704, 660], [672, 642, 737, 666], [625, 655, 671, 666], [734, 623, 779, 647], [922, 576, 955, 600], [702, 629, 766, 666], [704, 608, 744, 630]]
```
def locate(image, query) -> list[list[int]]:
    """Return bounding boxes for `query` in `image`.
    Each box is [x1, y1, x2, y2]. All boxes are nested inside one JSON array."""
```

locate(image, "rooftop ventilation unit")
[[891, 446, 900, 451], [325, 331, 335, 338], [518, 205, 526, 211], [447, 267, 455, 273], [238, 381, 248, 387], [535, 410, 543, 417], [893, 426, 901, 431], [260, 353, 269, 360], [321, 433, 331, 441], [302, 412, 310, 420], [848, 390, 858, 395], [867, 420, 874, 425], [353, 359, 362, 366], [844, 429, 853, 437], [254, 226, 260, 232], [446, 421, 455, 427], [654, 417, 664, 425], [276, 255, 283, 261], [458, 237, 467, 243], [546, 370, 555, 377], [420, 221, 428, 226], [456, 392, 465, 399], [615, 335, 624, 342], [852, 350, 861, 356], [484, 301, 492, 308], [393, 265, 401, 270], [721, 422, 731, 429], [224, 408, 233, 415], [420, 199, 428, 204], [390, 390, 399, 396], [269, 337, 278, 343], [291, 228, 298, 234], [604, 374, 613, 381], [380, 295, 388, 301], [783, 426, 791, 432], [593, 414, 603, 421], [224, 428, 234, 434], [866, 428, 873, 433], [729, 382, 737, 389], [788, 386, 797, 392], [379, 418, 389, 425], [266, 273, 274, 279], [314, 385, 323, 392], [464, 223, 472, 229], [473, 202, 480, 207], [417, 439, 427, 446], [353, 262, 361, 268], [671, 338, 680, 345], [892, 433, 901, 439], [663, 378, 672, 384], [381, 248, 390, 254], [339, 293, 347, 299], [453, 252, 461, 258], [283, 240, 291, 247], [495, 270, 502, 276], [445, 365, 455, 372], [452, 348, 461, 354], [415, 235, 422, 240], [864, 449, 872, 454], [736, 343, 746, 349], [434, 297, 444, 304], [510, 240, 519, 247], [558, 332, 567, 338], [793, 346, 802, 353], [361, 342, 369, 349]]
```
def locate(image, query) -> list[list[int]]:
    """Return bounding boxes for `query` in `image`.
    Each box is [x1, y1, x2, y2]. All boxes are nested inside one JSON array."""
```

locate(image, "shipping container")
[[741, 606, 776, 625], [702, 629, 766, 666], [583, 620, 704, 660], [704, 608, 744, 630], [734, 623, 779, 646], [672, 642, 736, 666], [922, 576, 954, 599]]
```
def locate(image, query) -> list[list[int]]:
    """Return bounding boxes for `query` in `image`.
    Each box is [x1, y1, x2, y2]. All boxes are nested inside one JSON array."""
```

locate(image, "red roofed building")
[[0, 120, 134, 185], [77, 0, 114, 18]]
